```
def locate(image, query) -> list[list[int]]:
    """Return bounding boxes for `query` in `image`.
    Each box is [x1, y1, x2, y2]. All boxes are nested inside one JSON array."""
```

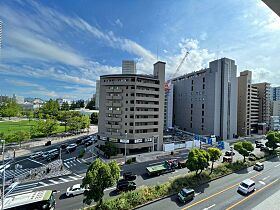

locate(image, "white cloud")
[[199, 32, 208, 41], [115, 19, 123, 28]]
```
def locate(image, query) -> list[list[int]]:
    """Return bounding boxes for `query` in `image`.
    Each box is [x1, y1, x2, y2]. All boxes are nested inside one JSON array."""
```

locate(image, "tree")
[[80, 115, 90, 132], [82, 159, 120, 206], [26, 111, 34, 122], [90, 112, 98, 124], [60, 102, 70, 111], [86, 99, 95, 110], [40, 99, 60, 117], [101, 142, 118, 158], [0, 99, 21, 119], [266, 131, 280, 151], [208, 148, 222, 174], [186, 148, 210, 176], [234, 141, 254, 162], [4, 130, 30, 145], [33, 118, 59, 137]]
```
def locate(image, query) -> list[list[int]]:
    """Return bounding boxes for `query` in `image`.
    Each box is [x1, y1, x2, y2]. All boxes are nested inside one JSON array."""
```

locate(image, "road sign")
[[208, 138, 212, 145], [218, 141, 225, 149]]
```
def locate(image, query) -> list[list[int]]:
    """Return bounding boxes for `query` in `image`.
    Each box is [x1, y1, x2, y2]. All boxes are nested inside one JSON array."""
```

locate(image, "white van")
[[238, 179, 255, 195]]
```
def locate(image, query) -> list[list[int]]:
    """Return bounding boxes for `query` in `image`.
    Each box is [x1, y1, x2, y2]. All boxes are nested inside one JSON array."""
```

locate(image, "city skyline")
[[0, 0, 279, 100]]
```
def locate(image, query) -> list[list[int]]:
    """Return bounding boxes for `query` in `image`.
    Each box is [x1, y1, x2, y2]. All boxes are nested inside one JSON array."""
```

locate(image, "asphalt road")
[[137, 156, 280, 210]]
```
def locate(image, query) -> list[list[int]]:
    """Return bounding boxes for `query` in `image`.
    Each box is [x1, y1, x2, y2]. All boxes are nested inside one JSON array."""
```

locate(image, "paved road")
[[137, 156, 280, 210]]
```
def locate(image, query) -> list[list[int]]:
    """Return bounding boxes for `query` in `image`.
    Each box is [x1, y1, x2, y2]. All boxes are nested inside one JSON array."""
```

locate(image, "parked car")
[[255, 140, 261, 144], [82, 138, 91, 145], [116, 180, 136, 192], [248, 153, 257, 161], [85, 140, 93, 147], [46, 152, 59, 161], [42, 148, 59, 158], [30, 151, 43, 159], [45, 141, 52, 146], [177, 188, 195, 203], [260, 146, 272, 152], [253, 162, 264, 171], [225, 150, 235, 156], [238, 179, 255, 195], [256, 143, 264, 148], [60, 144, 68, 150], [66, 143, 77, 153], [123, 172, 136, 181], [222, 156, 233, 163], [66, 184, 87, 197], [75, 139, 82, 145]]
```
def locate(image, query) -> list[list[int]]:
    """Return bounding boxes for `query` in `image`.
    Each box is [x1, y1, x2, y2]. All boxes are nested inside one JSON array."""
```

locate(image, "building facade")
[[173, 58, 238, 140], [164, 81, 174, 129], [95, 80, 100, 109], [271, 101, 280, 116], [97, 61, 165, 154], [237, 71, 259, 136], [271, 87, 280, 101], [122, 60, 136, 74], [270, 116, 280, 131]]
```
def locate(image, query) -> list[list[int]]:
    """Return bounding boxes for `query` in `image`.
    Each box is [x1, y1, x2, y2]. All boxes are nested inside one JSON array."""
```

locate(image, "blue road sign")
[[208, 138, 212, 145]]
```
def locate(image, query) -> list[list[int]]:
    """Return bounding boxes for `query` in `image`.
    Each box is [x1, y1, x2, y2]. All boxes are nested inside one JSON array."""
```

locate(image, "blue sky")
[[0, 0, 280, 100]]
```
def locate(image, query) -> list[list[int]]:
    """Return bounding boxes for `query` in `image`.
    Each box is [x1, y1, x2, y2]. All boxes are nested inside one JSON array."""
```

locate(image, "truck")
[[146, 159, 178, 176]]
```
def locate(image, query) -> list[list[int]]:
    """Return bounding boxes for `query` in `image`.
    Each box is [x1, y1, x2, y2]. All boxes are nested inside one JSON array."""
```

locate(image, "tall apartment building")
[[272, 101, 280, 116], [122, 60, 136, 74], [237, 71, 259, 136], [97, 61, 165, 154], [253, 82, 271, 126], [164, 81, 174, 129], [95, 80, 100, 109], [173, 58, 238, 140], [271, 87, 280, 101]]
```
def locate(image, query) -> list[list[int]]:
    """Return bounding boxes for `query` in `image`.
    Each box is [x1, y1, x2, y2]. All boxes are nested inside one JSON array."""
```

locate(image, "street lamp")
[[124, 133, 127, 164], [1, 139, 5, 210]]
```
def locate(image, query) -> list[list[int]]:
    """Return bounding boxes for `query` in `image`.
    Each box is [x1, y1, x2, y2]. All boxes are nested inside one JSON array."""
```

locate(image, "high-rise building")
[[164, 81, 174, 129], [253, 82, 271, 126], [173, 58, 238, 140], [271, 87, 280, 101], [271, 101, 280, 116], [122, 60, 136, 74], [95, 80, 100, 109], [97, 61, 165, 154], [237, 71, 259, 136]]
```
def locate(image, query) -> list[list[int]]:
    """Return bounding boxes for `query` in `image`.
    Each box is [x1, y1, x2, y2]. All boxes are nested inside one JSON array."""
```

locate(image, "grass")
[[0, 120, 67, 137]]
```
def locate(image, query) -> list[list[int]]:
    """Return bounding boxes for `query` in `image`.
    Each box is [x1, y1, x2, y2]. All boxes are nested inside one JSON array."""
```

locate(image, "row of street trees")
[[0, 99, 22, 119]]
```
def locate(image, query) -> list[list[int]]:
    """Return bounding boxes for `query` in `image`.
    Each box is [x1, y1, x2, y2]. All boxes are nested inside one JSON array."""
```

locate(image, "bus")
[[1, 190, 56, 210]]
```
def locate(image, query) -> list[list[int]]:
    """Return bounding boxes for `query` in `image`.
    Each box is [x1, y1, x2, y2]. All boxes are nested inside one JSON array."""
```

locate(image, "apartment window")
[[190, 123, 192, 128], [126, 101, 128, 104], [130, 115, 134, 118], [125, 115, 127, 118], [203, 84, 205, 89], [191, 104, 193, 108], [126, 93, 128, 96], [202, 118, 204, 123], [191, 117, 192, 121], [130, 100, 134, 104], [126, 86, 128, 89], [129, 129, 133, 134], [131, 93, 135, 96], [202, 104, 204, 109], [130, 122, 133, 126], [203, 77, 205, 82], [191, 86, 194, 91], [125, 130, 127, 133], [125, 123, 127, 126], [202, 111, 205, 116], [191, 110, 193, 115], [192, 80, 194, 85]]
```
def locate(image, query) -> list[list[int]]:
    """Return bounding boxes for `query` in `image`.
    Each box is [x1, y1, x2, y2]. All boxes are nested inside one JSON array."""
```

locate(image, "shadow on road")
[[109, 190, 119, 197], [59, 193, 70, 200], [169, 194, 186, 207]]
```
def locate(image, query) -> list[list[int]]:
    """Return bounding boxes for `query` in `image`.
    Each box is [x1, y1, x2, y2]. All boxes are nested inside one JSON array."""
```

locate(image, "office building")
[[122, 60, 136, 74], [95, 80, 100, 109], [12, 94, 24, 104], [270, 116, 280, 131], [173, 58, 238, 140], [271, 87, 280, 101], [97, 61, 165, 154], [271, 101, 280, 116], [164, 81, 174, 129], [237, 70, 259, 136]]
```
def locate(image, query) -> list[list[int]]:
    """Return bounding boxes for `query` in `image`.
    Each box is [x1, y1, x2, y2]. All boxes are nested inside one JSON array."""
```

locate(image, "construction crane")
[[170, 51, 189, 79]]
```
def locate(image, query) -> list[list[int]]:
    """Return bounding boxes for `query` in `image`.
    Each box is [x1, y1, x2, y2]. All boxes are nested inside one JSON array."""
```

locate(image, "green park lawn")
[[0, 120, 67, 138]]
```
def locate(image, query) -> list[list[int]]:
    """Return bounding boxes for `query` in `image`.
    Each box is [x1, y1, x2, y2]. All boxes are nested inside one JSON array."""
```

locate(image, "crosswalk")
[[0, 168, 31, 179], [11, 173, 83, 194], [63, 158, 85, 169]]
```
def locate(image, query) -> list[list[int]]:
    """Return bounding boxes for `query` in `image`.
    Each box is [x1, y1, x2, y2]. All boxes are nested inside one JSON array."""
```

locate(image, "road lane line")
[[15, 183, 38, 189], [49, 180, 60, 184], [104, 187, 115, 191], [76, 159, 82, 163], [148, 161, 164, 166], [68, 176, 78, 180], [258, 181, 266, 185], [39, 182, 49, 186], [274, 163, 280, 168], [27, 158, 44, 166], [74, 173, 82, 178], [59, 178, 69, 182], [262, 176, 270, 181], [248, 171, 253, 174], [64, 163, 70, 168], [225, 178, 279, 210], [64, 157, 76, 162], [181, 172, 263, 210], [10, 190, 33, 196], [203, 204, 216, 210]]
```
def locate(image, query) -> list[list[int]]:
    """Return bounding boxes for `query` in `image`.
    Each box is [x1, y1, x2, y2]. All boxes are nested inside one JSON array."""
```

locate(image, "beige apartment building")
[[237, 71, 271, 136], [97, 61, 165, 154]]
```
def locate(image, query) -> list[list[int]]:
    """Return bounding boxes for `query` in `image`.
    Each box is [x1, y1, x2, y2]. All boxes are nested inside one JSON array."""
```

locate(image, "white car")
[[30, 151, 43, 159], [66, 143, 77, 153], [66, 184, 87, 197], [238, 179, 255, 195]]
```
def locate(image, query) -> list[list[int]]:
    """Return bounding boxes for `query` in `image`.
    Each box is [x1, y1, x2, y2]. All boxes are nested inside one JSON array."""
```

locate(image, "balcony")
[[106, 102, 113, 106], [105, 124, 112, 128], [106, 96, 113, 100], [113, 110, 122, 115], [112, 124, 121, 129], [114, 89, 123, 93], [106, 88, 114, 93], [105, 110, 113, 114], [113, 95, 122, 100], [113, 102, 122, 107]]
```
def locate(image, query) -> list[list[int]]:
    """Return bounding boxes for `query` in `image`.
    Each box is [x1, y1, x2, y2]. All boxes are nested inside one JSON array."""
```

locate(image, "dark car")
[[177, 188, 195, 203], [46, 152, 59, 161], [76, 139, 83, 145], [256, 143, 264, 148], [60, 144, 68, 150], [225, 151, 235, 156], [82, 138, 91, 145], [66, 143, 77, 153], [116, 180, 136, 192], [255, 140, 261, 144], [123, 172, 136, 181], [85, 140, 93, 147], [45, 141, 52, 146]]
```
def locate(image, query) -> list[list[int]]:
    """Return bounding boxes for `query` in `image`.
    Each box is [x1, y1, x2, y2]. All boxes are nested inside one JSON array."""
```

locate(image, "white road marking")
[[195, 192, 201, 196], [49, 180, 60, 184], [68, 176, 78, 180], [248, 171, 254, 174], [64, 163, 70, 168], [72, 162, 76, 166], [104, 187, 115, 191], [39, 182, 49, 186], [274, 163, 280, 168], [64, 157, 76, 162], [263, 176, 270, 181], [203, 204, 216, 210], [27, 158, 44, 166], [15, 183, 38, 189], [59, 178, 69, 182], [259, 181, 266, 185], [74, 173, 82, 178], [81, 159, 86, 162], [76, 159, 81, 163]]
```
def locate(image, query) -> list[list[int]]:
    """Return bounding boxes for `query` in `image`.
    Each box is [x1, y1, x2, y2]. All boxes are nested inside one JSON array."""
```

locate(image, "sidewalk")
[[1, 125, 98, 159]]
